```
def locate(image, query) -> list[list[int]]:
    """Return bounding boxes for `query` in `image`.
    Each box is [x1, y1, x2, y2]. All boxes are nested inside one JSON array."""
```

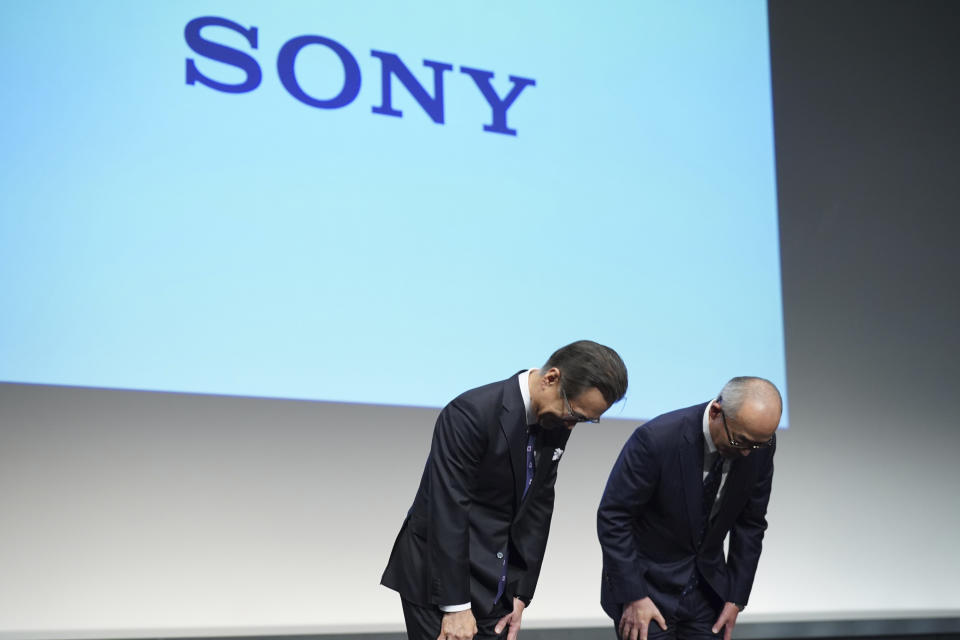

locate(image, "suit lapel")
[[499, 374, 528, 511], [678, 406, 706, 548], [512, 424, 571, 521]]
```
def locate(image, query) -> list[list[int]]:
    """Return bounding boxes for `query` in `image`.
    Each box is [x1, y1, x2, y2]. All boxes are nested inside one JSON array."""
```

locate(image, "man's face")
[[708, 400, 779, 458], [538, 384, 610, 431]]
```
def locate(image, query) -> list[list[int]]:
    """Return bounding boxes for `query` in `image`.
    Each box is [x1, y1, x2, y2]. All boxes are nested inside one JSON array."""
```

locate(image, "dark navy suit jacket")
[[382, 374, 571, 614], [597, 402, 775, 620]]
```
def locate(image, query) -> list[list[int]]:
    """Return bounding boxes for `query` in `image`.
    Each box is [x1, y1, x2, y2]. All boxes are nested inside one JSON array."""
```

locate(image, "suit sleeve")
[[725, 446, 775, 607], [426, 396, 487, 606], [597, 426, 660, 604]]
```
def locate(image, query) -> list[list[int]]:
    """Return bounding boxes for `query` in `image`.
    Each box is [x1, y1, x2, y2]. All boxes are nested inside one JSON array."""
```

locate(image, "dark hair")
[[543, 340, 628, 405]]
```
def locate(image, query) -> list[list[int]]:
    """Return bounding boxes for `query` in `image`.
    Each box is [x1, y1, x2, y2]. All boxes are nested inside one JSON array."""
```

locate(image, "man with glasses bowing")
[[382, 340, 628, 640], [598, 377, 780, 640]]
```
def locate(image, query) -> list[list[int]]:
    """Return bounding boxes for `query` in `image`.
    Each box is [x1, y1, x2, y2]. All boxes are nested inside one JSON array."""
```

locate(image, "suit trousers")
[[401, 597, 512, 640], [612, 580, 723, 640]]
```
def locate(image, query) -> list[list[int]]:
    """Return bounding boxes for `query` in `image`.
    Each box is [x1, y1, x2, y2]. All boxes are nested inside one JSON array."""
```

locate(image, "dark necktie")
[[700, 453, 724, 538], [683, 449, 725, 597]]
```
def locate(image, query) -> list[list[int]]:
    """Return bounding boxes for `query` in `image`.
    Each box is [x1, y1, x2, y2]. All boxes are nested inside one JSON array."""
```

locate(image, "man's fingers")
[[721, 610, 736, 640], [494, 612, 511, 634], [506, 619, 521, 640], [654, 610, 667, 631], [712, 611, 725, 634], [638, 619, 647, 640]]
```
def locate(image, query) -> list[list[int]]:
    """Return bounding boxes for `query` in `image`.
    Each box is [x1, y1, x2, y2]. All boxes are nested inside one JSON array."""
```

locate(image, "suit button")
[[497, 552, 504, 559]]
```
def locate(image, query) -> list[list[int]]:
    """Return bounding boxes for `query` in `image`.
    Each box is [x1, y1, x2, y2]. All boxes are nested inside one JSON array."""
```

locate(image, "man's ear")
[[541, 367, 561, 387]]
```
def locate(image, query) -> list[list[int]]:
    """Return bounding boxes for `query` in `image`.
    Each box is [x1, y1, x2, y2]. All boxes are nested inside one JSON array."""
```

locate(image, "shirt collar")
[[518, 369, 538, 426], [702, 399, 719, 456]]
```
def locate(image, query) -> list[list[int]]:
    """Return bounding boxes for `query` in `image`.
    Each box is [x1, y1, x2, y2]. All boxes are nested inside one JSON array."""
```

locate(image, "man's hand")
[[711, 602, 740, 640], [618, 596, 667, 640], [494, 597, 526, 640], [438, 609, 477, 640]]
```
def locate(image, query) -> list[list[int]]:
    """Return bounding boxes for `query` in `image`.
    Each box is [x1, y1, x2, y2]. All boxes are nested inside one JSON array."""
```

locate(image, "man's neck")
[[527, 368, 542, 415]]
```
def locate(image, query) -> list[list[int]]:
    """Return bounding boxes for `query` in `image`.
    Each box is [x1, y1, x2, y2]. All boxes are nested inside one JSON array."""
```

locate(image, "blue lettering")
[[460, 67, 535, 136], [277, 35, 361, 109], [370, 51, 453, 124], [184, 16, 261, 94], [183, 17, 536, 135]]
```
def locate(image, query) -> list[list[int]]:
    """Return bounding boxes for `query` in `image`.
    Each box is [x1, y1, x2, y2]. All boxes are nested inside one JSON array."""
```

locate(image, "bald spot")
[[732, 381, 782, 442]]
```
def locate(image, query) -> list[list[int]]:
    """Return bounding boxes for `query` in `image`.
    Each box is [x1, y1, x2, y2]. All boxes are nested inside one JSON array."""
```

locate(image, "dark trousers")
[[401, 597, 512, 640], [612, 581, 723, 640]]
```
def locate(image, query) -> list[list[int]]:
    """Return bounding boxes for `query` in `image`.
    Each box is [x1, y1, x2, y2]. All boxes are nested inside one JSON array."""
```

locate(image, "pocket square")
[[552, 448, 563, 461]]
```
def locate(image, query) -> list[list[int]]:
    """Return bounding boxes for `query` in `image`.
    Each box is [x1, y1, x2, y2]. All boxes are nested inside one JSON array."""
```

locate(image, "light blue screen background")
[[0, 1, 786, 423]]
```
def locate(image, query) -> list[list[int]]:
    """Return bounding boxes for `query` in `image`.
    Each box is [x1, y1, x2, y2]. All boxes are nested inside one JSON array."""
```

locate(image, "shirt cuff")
[[439, 602, 472, 612]]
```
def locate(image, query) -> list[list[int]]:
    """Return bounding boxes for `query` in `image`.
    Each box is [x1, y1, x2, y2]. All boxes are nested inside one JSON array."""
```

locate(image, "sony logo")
[[184, 16, 536, 136]]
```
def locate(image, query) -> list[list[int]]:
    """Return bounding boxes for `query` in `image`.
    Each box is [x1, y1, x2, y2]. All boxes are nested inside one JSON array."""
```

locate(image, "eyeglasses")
[[720, 409, 775, 450], [560, 385, 600, 424]]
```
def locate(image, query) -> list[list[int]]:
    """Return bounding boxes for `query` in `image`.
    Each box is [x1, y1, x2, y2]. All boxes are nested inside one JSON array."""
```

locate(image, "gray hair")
[[717, 376, 782, 420]]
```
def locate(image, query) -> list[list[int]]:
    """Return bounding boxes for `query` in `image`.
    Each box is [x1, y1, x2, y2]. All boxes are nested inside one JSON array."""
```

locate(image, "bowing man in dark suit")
[[382, 340, 628, 640], [598, 377, 781, 640]]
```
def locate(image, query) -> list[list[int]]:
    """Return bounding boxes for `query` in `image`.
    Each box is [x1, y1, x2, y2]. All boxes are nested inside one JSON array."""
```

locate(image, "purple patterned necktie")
[[496, 425, 538, 604], [523, 429, 537, 498]]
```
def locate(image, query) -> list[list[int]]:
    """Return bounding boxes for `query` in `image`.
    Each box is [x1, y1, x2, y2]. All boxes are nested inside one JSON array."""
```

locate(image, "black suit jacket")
[[382, 373, 571, 615], [597, 402, 775, 620]]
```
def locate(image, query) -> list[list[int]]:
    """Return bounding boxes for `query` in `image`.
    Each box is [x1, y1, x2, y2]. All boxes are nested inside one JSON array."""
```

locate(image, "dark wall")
[[770, 0, 960, 430]]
